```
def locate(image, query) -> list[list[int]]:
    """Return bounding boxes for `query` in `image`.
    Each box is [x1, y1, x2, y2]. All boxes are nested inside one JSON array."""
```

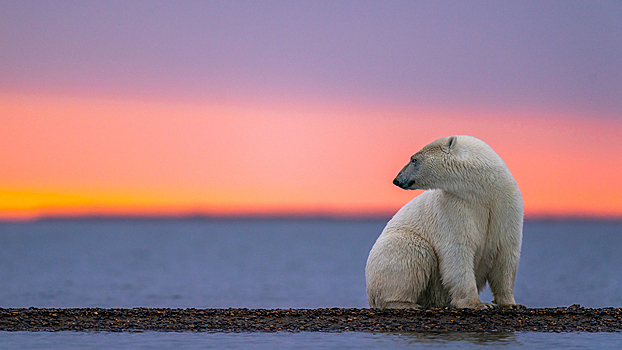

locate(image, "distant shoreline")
[[2, 214, 621, 223], [1, 306, 620, 332]]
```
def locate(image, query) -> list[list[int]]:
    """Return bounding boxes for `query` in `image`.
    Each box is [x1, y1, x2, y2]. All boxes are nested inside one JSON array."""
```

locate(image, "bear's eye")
[[411, 158, 417, 164]]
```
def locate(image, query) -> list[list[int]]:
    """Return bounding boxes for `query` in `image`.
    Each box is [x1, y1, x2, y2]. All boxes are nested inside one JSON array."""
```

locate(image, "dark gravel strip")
[[1, 305, 620, 332]]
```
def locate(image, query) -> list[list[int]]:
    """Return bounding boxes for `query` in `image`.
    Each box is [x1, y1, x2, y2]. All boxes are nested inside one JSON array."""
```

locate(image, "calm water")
[[1, 218, 621, 348]]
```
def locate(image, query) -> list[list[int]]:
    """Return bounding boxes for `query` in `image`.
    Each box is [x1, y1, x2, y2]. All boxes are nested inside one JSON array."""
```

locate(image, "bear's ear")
[[443, 136, 457, 154]]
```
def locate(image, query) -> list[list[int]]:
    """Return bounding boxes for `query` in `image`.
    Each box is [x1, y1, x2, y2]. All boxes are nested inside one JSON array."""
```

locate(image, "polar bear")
[[365, 135, 523, 309]]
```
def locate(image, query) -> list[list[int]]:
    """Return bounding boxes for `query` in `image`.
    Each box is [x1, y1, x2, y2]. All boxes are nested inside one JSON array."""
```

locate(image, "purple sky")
[[1, 0, 621, 117]]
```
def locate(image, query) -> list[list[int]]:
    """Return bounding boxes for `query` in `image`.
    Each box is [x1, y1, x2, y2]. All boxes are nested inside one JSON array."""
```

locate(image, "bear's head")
[[393, 135, 503, 194]]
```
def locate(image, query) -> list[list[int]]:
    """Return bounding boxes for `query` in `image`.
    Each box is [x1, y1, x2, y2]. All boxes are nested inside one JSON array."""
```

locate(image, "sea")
[[0, 218, 621, 349]]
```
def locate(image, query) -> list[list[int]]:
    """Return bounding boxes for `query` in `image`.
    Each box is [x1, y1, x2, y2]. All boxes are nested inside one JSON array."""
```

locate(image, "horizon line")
[[1, 212, 621, 223]]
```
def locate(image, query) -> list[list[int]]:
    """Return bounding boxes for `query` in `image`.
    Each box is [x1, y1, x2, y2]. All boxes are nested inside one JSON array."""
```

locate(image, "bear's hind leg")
[[384, 301, 422, 309], [366, 231, 438, 309]]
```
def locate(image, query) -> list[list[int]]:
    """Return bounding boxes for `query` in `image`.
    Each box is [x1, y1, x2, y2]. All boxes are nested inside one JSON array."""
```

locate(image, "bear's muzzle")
[[393, 177, 415, 190]]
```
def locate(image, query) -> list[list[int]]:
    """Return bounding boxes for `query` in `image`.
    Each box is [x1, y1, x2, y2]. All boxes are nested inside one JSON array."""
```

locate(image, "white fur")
[[365, 135, 523, 309]]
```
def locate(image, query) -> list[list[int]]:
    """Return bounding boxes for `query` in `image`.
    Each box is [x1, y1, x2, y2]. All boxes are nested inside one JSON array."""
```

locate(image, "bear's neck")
[[440, 175, 519, 207]]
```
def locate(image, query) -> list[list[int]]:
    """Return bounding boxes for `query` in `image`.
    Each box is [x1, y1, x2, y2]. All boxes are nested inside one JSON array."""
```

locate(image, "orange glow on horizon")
[[1, 92, 621, 220]]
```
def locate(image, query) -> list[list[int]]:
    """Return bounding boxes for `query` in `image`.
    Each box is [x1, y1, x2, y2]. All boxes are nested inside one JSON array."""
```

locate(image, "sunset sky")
[[1, 1, 621, 219]]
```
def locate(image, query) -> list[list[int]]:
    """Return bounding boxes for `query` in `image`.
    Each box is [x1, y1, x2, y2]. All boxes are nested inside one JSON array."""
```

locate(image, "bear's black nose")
[[393, 178, 401, 186]]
